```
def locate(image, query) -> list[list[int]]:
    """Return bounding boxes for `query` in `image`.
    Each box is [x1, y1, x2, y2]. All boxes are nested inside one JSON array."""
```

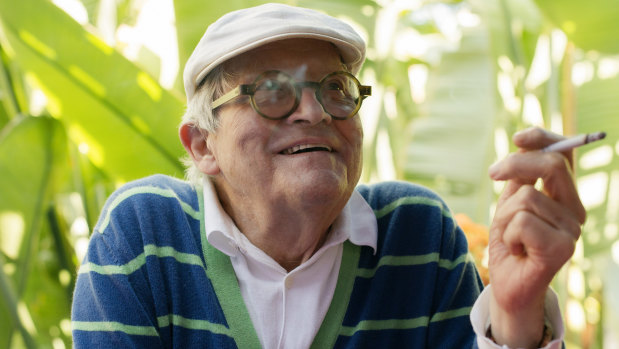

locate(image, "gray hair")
[[179, 65, 237, 185]]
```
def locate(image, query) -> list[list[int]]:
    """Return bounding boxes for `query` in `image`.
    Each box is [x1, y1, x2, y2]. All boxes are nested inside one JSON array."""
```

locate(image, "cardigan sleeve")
[[425, 211, 484, 348], [356, 181, 483, 348], [71, 183, 167, 348]]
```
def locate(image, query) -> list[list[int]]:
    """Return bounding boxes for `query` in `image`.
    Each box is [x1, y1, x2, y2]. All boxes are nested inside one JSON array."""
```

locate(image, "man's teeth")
[[282, 144, 332, 155]]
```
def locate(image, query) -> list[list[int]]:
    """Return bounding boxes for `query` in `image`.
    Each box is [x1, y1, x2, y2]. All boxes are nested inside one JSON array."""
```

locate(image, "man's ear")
[[179, 123, 220, 175]]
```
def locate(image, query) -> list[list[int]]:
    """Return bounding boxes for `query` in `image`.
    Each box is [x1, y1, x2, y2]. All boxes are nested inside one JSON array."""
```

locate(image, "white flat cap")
[[183, 3, 366, 100]]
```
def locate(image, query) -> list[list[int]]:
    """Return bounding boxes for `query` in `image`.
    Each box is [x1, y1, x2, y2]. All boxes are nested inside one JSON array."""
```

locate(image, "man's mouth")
[[280, 144, 333, 155]]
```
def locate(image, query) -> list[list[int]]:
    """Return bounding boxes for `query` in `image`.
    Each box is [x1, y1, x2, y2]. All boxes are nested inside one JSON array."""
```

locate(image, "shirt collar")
[[202, 177, 377, 257]]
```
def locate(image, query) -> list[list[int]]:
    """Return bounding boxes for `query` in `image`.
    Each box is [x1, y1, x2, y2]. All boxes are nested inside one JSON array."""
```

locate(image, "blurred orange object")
[[455, 213, 489, 285]]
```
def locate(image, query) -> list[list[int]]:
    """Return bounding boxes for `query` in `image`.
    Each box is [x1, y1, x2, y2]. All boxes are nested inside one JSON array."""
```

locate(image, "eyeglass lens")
[[251, 71, 362, 119]]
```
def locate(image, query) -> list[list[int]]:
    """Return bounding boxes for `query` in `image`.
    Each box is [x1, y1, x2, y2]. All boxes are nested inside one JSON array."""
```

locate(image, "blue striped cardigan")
[[71, 174, 483, 348]]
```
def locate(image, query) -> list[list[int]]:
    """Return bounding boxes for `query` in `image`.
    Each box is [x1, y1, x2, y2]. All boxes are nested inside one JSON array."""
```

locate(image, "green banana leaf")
[[397, 0, 537, 223], [0, 115, 69, 348], [531, 0, 619, 258], [403, 23, 497, 223], [576, 75, 619, 258], [534, 0, 619, 54], [0, 0, 186, 183]]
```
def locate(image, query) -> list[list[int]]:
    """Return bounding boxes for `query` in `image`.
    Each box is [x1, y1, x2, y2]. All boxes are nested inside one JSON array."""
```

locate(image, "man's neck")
[[214, 182, 347, 271]]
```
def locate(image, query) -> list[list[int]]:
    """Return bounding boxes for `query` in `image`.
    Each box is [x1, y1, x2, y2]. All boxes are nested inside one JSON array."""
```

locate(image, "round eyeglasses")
[[211, 70, 372, 120]]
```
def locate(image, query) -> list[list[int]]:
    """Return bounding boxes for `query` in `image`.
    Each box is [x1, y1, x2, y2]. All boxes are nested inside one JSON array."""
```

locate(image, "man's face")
[[205, 39, 364, 213]]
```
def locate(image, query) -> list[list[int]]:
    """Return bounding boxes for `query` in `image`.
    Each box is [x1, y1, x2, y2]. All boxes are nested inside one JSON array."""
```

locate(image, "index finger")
[[512, 127, 574, 167]]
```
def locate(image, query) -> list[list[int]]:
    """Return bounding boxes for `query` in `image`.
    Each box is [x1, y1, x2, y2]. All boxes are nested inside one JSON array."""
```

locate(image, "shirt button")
[[285, 277, 294, 289]]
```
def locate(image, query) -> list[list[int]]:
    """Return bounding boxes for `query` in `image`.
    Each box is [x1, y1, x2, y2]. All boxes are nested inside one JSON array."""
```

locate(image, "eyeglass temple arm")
[[211, 85, 255, 110]]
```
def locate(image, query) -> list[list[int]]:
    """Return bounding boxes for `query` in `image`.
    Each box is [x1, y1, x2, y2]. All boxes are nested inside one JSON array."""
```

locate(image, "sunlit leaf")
[[0, 115, 68, 348], [575, 74, 619, 257], [0, 0, 186, 183], [534, 0, 619, 53], [400, 17, 498, 224]]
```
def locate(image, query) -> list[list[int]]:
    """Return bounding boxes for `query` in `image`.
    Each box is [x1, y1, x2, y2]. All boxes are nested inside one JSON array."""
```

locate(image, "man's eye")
[[325, 82, 344, 91]]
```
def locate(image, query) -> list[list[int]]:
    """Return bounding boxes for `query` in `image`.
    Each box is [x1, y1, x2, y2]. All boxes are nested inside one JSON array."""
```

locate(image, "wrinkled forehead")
[[222, 38, 347, 82]]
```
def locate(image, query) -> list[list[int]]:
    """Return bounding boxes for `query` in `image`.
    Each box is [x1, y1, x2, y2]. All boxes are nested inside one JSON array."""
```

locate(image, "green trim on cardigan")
[[311, 242, 361, 348], [198, 184, 262, 348]]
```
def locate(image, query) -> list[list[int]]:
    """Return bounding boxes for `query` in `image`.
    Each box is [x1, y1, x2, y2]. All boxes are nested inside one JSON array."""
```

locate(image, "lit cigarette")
[[541, 132, 607, 153]]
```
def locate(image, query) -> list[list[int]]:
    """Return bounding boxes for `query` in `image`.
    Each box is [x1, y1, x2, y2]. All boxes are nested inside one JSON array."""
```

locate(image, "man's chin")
[[285, 173, 353, 201]]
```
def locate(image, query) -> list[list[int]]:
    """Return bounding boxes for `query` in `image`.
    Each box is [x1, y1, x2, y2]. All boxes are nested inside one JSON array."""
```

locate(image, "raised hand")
[[486, 127, 586, 348]]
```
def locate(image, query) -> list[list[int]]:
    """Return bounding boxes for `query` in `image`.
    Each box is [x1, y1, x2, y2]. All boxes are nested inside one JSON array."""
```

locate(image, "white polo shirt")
[[201, 178, 564, 349]]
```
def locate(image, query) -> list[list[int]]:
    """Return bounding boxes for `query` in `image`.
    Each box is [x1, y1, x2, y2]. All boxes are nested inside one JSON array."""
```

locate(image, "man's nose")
[[286, 88, 332, 125]]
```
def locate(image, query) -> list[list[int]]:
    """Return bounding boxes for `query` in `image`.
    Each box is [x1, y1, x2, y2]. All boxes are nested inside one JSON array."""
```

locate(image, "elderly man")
[[71, 3, 585, 349]]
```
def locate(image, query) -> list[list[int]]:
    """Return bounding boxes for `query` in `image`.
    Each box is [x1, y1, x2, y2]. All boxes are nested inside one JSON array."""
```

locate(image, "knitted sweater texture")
[[71, 174, 483, 348]]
